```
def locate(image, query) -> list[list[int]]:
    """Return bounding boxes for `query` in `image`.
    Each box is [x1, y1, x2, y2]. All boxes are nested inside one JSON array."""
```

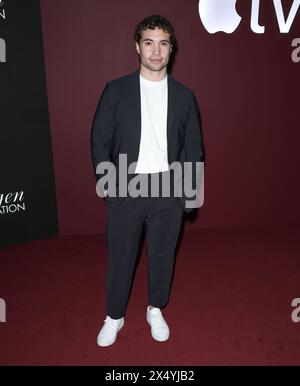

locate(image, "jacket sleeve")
[[91, 82, 115, 182], [184, 91, 205, 191]]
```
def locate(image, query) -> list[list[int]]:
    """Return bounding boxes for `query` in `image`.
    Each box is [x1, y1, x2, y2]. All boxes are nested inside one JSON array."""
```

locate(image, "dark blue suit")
[[91, 69, 204, 318]]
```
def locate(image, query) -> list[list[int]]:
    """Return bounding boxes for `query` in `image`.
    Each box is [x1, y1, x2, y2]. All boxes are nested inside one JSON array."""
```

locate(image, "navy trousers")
[[105, 194, 183, 319]]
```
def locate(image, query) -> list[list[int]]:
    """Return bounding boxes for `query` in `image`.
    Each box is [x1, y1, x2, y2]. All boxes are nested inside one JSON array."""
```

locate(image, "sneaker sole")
[[97, 319, 124, 347]]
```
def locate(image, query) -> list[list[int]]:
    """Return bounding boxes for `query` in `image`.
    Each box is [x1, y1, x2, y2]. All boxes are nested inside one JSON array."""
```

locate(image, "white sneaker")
[[97, 316, 124, 347], [146, 306, 170, 342]]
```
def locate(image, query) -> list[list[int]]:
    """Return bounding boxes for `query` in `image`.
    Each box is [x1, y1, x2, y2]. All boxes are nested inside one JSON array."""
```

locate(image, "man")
[[91, 15, 204, 347]]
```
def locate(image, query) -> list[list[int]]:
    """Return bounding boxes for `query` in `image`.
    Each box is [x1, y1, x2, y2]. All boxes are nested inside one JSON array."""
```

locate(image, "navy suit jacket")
[[91, 69, 205, 212]]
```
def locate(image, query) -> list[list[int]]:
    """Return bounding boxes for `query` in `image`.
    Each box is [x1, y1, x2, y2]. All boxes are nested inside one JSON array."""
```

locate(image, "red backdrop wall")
[[40, 0, 300, 235]]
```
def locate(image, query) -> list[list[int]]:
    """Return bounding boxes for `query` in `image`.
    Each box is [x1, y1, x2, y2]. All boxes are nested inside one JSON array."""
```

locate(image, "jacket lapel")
[[167, 73, 176, 144], [129, 70, 141, 161]]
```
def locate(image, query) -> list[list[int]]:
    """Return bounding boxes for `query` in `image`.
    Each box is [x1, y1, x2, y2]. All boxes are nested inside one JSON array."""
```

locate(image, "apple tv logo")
[[198, 0, 241, 34], [198, 0, 300, 34]]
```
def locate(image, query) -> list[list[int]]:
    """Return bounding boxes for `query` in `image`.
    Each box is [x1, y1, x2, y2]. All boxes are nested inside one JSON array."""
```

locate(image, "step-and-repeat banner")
[[0, 0, 58, 246]]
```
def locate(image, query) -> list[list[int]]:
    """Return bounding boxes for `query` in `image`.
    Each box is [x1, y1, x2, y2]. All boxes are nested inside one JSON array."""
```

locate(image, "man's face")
[[136, 27, 173, 73]]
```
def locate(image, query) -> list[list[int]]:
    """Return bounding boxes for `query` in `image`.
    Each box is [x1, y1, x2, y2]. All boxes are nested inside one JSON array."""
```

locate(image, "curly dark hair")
[[134, 15, 177, 50]]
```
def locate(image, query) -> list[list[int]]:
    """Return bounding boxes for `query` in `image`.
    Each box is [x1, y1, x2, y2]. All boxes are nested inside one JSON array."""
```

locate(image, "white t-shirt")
[[134, 74, 169, 174]]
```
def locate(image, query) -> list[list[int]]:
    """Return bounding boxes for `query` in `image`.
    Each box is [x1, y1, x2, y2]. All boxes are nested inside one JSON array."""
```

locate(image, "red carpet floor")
[[0, 226, 299, 365]]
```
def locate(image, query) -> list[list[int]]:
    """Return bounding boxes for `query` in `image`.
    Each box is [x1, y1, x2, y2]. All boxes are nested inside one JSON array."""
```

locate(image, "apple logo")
[[198, 0, 242, 34]]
